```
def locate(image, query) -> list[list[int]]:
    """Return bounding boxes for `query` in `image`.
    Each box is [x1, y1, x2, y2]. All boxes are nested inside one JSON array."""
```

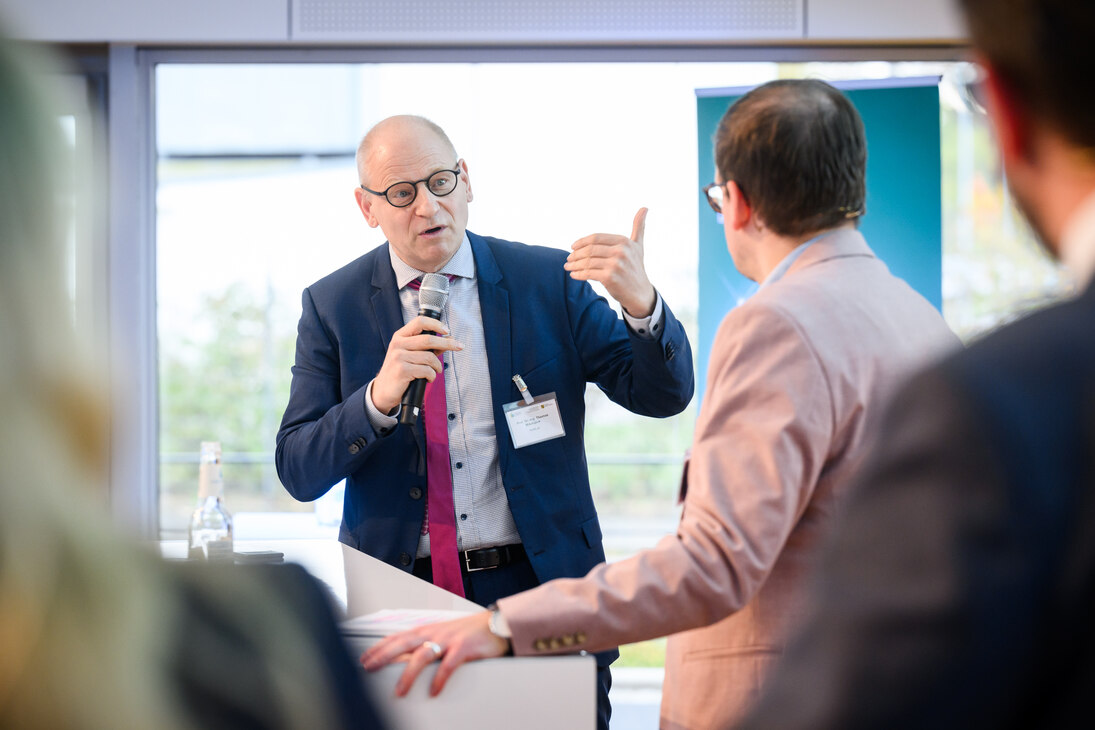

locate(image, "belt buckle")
[[464, 548, 497, 573]]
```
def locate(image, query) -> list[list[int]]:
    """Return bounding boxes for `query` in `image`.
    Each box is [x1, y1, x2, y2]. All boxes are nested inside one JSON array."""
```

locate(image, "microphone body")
[[398, 273, 451, 426]]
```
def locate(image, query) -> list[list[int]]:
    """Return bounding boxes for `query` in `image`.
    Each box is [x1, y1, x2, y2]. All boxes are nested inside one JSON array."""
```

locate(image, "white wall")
[[809, 0, 964, 41], [0, 0, 288, 43], [0, 0, 964, 44]]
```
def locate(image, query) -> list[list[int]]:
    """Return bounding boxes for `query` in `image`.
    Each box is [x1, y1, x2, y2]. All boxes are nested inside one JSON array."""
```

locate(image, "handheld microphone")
[[399, 272, 451, 426]]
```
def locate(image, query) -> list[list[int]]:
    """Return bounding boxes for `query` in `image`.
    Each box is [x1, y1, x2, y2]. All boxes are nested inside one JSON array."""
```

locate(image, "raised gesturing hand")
[[565, 207, 656, 318]]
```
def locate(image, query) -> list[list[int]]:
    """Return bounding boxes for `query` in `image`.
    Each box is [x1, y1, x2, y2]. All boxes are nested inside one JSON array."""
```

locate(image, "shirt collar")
[[1060, 187, 1095, 290], [389, 233, 475, 289], [758, 229, 839, 290]]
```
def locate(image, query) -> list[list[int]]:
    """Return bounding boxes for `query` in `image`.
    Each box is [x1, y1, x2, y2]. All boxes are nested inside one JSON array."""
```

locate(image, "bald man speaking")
[[276, 115, 694, 728]]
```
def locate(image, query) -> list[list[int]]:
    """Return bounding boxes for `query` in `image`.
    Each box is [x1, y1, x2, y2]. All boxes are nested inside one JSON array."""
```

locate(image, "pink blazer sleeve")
[[499, 299, 834, 655]]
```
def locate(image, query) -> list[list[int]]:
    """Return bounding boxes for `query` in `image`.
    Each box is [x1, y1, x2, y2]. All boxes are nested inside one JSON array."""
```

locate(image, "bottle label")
[[198, 462, 224, 499]]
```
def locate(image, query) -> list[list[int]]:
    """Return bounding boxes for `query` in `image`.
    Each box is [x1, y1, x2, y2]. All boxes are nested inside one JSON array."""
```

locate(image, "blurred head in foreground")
[[0, 38, 381, 730], [959, 0, 1095, 254]]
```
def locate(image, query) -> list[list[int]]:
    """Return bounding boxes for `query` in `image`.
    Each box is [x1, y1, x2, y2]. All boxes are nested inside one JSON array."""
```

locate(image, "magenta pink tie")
[[420, 312, 465, 597]]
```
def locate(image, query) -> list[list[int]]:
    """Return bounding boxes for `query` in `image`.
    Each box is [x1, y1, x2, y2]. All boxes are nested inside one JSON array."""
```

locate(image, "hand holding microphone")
[[370, 273, 462, 420], [399, 273, 451, 425]]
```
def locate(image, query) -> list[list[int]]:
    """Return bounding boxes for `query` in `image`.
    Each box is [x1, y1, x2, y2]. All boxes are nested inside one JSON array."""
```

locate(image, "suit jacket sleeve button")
[[399, 552, 412, 567], [409, 487, 423, 500], [348, 443, 360, 455], [534, 639, 548, 651], [575, 632, 587, 643]]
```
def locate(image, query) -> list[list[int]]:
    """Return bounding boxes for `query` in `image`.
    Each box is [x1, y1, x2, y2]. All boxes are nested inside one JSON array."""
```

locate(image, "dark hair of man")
[[714, 79, 866, 238], [958, 0, 1095, 149]]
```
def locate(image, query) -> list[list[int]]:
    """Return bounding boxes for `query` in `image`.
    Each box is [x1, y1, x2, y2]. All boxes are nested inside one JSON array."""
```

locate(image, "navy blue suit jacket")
[[276, 231, 694, 590], [743, 280, 1095, 727]]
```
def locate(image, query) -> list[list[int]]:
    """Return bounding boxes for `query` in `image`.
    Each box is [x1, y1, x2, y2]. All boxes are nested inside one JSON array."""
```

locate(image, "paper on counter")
[[341, 608, 475, 637]]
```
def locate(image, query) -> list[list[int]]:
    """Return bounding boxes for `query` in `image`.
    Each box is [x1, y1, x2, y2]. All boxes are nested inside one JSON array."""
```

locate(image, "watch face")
[[489, 609, 512, 640]]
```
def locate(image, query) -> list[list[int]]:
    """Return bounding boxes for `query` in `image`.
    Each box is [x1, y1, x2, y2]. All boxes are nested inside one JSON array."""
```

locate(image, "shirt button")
[[455, 462, 463, 469], [448, 413, 456, 421], [399, 552, 412, 567], [460, 513, 467, 521], [409, 487, 423, 500]]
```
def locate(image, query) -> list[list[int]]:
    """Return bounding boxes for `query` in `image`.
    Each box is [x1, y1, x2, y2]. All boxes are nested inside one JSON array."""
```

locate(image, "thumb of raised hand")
[[631, 207, 648, 245]]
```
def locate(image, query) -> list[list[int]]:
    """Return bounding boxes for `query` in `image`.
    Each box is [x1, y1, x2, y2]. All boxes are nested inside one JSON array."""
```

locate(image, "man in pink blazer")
[[741, 2, 1095, 727], [363, 79, 959, 728]]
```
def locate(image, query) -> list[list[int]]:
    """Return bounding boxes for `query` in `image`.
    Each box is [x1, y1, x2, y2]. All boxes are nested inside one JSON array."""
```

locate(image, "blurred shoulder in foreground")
[[0, 35, 384, 730]]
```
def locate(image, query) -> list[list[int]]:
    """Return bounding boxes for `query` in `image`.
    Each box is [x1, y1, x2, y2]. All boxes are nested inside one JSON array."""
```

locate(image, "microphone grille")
[[418, 272, 450, 311]]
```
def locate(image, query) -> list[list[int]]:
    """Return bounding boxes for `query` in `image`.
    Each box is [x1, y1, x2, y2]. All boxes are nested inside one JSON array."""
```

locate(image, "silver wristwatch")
[[487, 603, 513, 649]]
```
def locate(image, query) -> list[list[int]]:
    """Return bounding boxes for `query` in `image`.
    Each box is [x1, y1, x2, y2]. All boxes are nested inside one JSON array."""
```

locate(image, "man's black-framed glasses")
[[703, 180, 748, 214], [361, 162, 462, 208], [702, 181, 727, 214]]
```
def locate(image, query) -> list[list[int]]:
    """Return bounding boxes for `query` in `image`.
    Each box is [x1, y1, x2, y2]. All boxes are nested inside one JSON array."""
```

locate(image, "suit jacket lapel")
[[369, 243, 404, 353], [469, 233, 516, 469]]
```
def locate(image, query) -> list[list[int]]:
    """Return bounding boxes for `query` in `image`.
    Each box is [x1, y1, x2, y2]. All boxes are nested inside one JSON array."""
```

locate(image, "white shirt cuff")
[[365, 380, 399, 433], [621, 291, 664, 340]]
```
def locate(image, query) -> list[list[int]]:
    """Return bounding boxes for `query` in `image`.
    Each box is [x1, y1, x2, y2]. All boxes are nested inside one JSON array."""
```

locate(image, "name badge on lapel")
[[503, 374, 565, 449]]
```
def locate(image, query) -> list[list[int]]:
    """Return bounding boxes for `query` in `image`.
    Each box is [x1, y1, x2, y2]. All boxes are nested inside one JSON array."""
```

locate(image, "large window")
[[155, 59, 1063, 546]]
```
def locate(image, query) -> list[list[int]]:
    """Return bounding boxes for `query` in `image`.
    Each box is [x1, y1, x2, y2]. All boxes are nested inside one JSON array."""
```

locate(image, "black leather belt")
[[461, 544, 527, 572]]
